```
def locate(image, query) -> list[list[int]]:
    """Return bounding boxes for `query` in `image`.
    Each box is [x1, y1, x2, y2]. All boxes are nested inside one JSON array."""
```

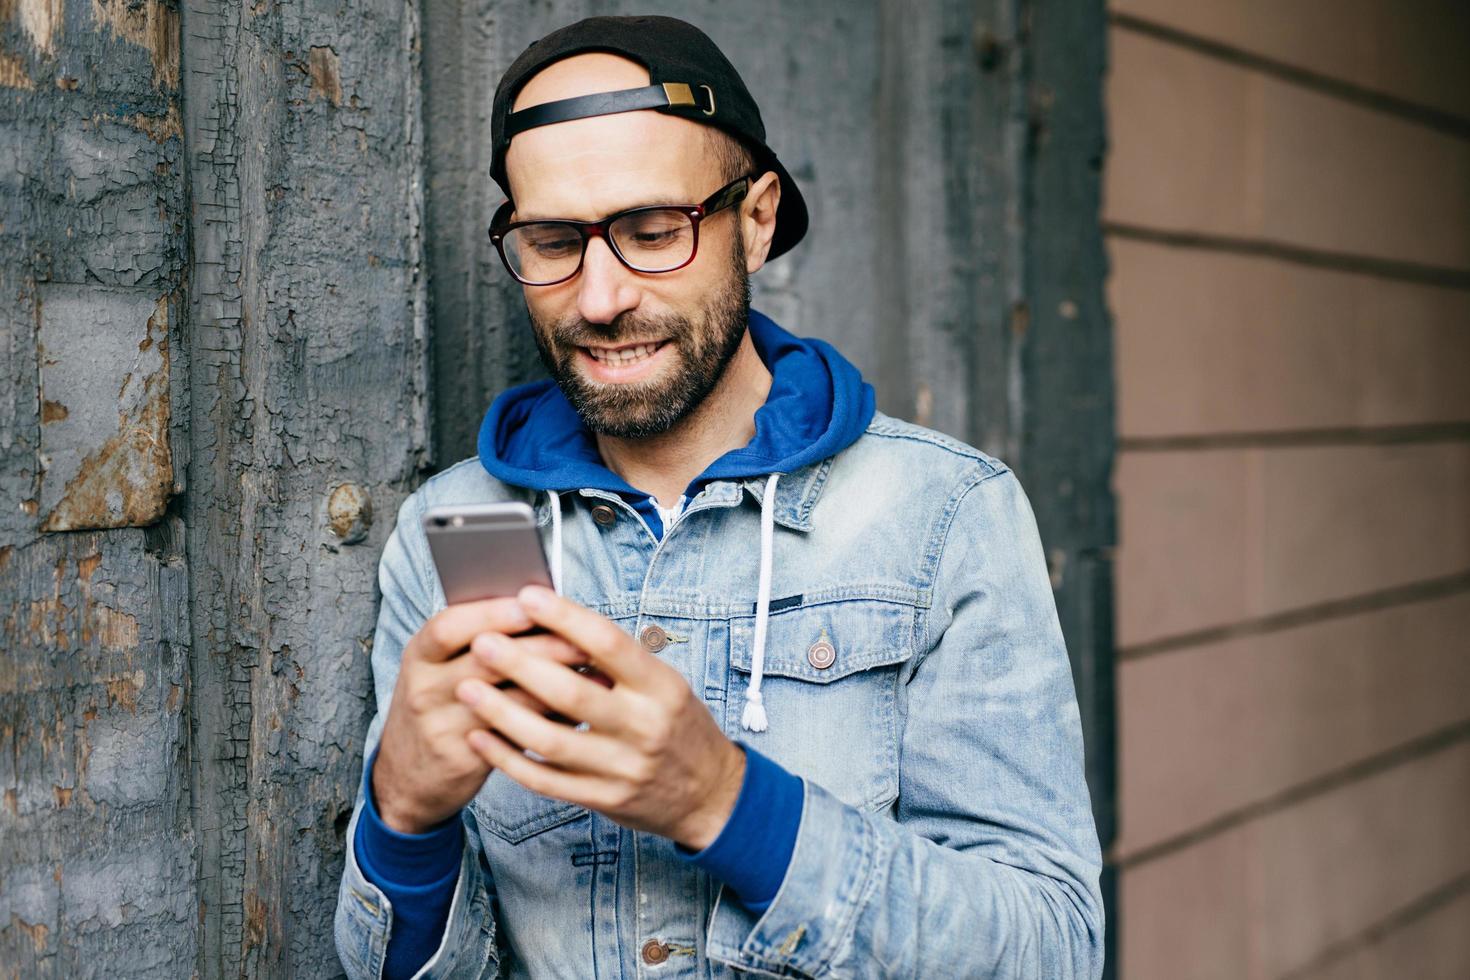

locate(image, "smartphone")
[[421, 501, 608, 717], [421, 501, 552, 605]]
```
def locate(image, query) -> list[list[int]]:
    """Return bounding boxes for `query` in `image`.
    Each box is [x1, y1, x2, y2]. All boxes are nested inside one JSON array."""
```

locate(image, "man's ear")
[[740, 171, 782, 274]]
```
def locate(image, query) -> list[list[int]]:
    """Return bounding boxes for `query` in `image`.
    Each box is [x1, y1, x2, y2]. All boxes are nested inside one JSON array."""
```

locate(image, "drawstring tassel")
[[741, 473, 782, 733], [740, 688, 768, 733]]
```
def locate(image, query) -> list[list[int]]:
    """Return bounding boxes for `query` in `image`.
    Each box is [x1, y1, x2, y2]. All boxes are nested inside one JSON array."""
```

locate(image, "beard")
[[528, 231, 752, 440]]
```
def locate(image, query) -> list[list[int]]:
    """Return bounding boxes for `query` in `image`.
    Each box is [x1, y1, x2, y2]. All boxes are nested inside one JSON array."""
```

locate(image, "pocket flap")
[[471, 771, 586, 844], [729, 599, 917, 683]]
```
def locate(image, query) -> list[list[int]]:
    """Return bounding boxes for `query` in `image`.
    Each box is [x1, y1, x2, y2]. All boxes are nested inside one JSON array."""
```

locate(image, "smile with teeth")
[[583, 340, 667, 365]]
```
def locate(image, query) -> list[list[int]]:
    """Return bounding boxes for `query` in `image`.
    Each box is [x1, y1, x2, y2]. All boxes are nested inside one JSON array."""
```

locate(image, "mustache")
[[548, 311, 691, 349]]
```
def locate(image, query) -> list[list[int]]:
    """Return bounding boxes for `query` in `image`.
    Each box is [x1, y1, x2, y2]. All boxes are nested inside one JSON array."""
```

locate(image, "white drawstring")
[[741, 473, 782, 732], [547, 490, 564, 595], [550, 479, 777, 729]]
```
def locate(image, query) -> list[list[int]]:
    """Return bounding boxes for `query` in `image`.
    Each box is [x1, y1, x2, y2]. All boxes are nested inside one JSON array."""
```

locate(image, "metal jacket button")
[[591, 504, 617, 526], [641, 939, 669, 965], [640, 625, 669, 652], [808, 637, 836, 670]]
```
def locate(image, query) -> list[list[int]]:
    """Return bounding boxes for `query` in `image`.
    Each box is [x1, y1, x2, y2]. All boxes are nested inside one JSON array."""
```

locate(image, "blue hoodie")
[[476, 308, 876, 538], [357, 309, 875, 978]]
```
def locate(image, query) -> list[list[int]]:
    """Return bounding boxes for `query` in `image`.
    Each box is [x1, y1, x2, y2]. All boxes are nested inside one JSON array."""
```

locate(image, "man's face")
[[525, 215, 751, 441], [505, 54, 755, 439]]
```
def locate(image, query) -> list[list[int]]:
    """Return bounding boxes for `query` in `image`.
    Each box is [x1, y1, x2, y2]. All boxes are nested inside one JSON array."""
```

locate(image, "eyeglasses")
[[488, 175, 752, 286]]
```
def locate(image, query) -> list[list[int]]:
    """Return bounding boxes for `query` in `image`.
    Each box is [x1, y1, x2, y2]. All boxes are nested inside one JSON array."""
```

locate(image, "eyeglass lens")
[[502, 209, 696, 284]]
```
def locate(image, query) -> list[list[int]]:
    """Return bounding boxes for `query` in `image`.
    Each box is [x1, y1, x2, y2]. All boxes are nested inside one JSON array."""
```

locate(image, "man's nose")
[[576, 236, 640, 326]]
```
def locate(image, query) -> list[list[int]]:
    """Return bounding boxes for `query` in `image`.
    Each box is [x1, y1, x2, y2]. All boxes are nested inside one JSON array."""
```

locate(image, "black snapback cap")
[[490, 15, 809, 261]]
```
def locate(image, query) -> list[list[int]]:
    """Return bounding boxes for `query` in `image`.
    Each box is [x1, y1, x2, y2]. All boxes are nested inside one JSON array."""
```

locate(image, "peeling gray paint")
[[1, 0, 194, 969], [37, 285, 174, 532], [177, 0, 430, 975]]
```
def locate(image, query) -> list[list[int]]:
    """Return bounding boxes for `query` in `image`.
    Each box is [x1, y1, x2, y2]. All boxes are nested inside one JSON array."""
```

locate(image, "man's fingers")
[[441, 631, 586, 689], [408, 598, 533, 662], [467, 631, 587, 672], [472, 631, 612, 688], [515, 585, 649, 686], [473, 635, 627, 732], [457, 680, 632, 776], [499, 685, 562, 717], [436, 638, 584, 716], [465, 728, 624, 809]]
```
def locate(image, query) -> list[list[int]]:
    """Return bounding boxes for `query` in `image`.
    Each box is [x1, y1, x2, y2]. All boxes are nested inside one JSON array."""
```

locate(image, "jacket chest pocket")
[[470, 769, 586, 845], [726, 598, 918, 811]]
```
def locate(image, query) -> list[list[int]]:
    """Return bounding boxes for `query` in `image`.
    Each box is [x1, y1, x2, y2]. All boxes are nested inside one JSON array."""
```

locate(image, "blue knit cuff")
[[356, 747, 464, 888], [674, 742, 803, 912]]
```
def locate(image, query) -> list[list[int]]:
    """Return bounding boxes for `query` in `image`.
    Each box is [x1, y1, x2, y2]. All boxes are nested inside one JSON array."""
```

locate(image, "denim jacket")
[[334, 410, 1104, 979]]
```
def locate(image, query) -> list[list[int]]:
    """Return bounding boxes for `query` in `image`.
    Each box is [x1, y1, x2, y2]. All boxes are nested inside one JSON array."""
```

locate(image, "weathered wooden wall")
[[177, 0, 432, 974], [1, 1, 196, 975], [1, 1, 1113, 976], [2, 0, 430, 976]]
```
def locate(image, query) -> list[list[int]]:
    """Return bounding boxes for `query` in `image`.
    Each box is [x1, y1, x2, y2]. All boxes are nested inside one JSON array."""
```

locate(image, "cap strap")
[[505, 82, 710, 139]]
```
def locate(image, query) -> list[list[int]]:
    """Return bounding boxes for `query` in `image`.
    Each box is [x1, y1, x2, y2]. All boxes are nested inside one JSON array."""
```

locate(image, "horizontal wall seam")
[[1111, 719, 1470, 870], [1108, 12, 1470, 140], [1118, 571, 1470, 661], [1104, 222, 1470, 291], [1119, 423, 1470, 453], [1274, 870, 1470, 980]]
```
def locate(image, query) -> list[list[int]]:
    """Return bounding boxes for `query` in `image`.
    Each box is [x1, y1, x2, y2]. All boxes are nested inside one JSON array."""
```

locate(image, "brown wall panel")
[[1110, 0, 1470, 120], [1110, 238, 1470, 438], [1104, 28, 1470, 269], [1108, 3, 1470, 976], [1116, 442, 1470, 646], [1291, 885, 1470, 980], [1121, 739, 1470, 980], [1118, 592, 1470, 855]]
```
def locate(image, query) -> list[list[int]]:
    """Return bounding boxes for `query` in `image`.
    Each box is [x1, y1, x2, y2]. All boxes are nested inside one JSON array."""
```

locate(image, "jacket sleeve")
[[703, 467, 1105, 979], [334, 492, 504, 980]]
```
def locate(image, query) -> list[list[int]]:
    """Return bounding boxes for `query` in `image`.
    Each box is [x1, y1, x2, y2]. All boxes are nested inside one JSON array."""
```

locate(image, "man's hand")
[[455, 585, 747, 851], [372, 597, 592, 834]]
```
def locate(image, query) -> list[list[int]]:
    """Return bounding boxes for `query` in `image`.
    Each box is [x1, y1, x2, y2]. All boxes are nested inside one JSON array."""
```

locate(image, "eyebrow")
[[514, 195, 691, 223]]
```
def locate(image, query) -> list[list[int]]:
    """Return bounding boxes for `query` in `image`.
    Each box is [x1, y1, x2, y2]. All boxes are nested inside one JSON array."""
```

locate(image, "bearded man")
[[335, 15, 1103, 980]]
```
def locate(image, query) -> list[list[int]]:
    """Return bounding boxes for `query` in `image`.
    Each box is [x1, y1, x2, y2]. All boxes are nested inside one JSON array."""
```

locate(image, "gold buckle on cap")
[[662, 82, 695, 107], [660, 82, 716, 116]]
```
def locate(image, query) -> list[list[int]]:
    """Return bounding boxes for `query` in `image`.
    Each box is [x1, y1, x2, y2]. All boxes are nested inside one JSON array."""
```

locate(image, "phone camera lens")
[[433, 517, 447, 527]]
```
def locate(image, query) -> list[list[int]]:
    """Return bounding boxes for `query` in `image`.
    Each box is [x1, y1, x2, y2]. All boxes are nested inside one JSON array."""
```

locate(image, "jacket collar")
[[531, 454, 835, 533], [737, 455, 832, 532]]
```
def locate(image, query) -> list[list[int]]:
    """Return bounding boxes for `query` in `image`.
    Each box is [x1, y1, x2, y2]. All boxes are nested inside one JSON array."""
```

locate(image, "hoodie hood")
[[477, 308, 875, 498]]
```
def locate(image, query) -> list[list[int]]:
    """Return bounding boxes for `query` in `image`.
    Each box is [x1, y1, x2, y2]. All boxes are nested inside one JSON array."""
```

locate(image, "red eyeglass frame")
[[488, 174, 753, 286]]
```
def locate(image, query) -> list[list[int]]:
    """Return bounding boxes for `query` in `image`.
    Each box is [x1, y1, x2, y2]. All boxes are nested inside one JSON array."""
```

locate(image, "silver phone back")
[[421, 502, 552, 605]]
